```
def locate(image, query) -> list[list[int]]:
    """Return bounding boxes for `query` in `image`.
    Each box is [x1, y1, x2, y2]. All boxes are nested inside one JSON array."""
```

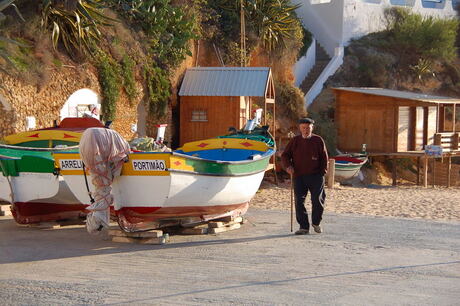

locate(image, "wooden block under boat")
[[208, 216, 243, 228], [214, 215, 235, 223], [176, 227, 209, 235], [0, 205, 12, 216], [208, 223, 241, 234], [109, 229, 163, 238], [112, 235, 168, 245]]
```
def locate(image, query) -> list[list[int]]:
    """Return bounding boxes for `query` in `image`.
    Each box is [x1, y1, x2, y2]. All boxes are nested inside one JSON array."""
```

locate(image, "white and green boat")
[[54, 127, 275, 231]]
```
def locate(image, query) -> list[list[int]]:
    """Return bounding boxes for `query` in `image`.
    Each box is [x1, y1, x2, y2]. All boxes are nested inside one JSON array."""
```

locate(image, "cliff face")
[[0, 65, 142, 140]]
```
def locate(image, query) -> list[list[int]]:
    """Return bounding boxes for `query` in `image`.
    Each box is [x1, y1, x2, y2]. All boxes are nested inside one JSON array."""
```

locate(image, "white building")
[[294, 0, 458, 105]]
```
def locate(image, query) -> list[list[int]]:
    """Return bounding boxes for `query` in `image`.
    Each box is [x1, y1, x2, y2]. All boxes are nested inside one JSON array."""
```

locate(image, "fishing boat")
[[332, 155, 368, 181], [0, 117, 105, 223], [54, 125, 275, 232]]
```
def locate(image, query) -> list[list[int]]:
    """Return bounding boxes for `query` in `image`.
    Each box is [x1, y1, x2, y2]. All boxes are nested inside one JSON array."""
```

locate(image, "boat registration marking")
[[59, 159, 83, 170], [132, 160, 166, 171]]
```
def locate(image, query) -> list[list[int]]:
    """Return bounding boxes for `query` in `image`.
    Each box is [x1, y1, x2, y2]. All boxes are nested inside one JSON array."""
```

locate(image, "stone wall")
[[0, 66, 141, 141]]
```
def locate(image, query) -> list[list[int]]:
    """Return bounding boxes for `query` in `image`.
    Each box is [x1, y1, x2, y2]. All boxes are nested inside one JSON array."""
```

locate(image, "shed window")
[[421, 0, 445, 9], [191, 110, 207, 122], [390, 0, 415, 6]]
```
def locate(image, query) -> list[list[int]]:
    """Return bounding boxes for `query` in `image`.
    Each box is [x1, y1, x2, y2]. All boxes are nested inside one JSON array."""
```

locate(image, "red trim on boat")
[[58, 117, 104, 129], [12, 202, 88, 224], [117, 203, 249, 223], [333, 156, 365, 163]]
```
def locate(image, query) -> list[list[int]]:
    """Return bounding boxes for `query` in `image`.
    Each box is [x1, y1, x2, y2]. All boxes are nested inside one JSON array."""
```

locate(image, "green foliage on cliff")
[[41, 0, 116, 58], [206, 0, 305, 65], [95, 49, 120, 121], [121, 54, 137, 104], [143, 63, 170, 118]]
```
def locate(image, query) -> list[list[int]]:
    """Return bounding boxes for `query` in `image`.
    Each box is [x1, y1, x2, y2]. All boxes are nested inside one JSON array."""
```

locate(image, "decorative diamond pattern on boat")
[[197, 142, 209, 148], [240, 142, 253, 147], [28, 133, 40, 138], [63, 133, 77, 138], [174, 161, 181, 166]]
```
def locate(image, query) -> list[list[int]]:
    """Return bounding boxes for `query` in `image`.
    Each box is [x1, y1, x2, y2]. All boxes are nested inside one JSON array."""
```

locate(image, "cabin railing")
[[433, 132, 460, 152]]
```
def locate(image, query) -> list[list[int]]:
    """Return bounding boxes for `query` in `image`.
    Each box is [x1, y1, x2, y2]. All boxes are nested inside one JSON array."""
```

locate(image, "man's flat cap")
[[298, 117, 314, 124]]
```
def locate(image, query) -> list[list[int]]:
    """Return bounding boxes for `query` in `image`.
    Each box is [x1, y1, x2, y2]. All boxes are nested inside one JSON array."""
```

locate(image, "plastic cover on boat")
[[79, 128, 130, 234]]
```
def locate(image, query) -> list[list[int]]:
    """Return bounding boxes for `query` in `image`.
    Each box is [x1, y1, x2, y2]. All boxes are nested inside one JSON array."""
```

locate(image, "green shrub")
[[121, 54, 137, 104], [384, 7, 458, 76], [95, 50, 121, 121], [275, 81, 306, 121], [112, 0, 197, 69], [143, 64, 170, 118], [297, 27, 312, 59]]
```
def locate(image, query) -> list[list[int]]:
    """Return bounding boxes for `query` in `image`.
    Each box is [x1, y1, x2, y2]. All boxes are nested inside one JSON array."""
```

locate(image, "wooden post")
[[392, 157, 397, 186], [423, 155, 428, 188], [327, 159, 335, 188], [432, 157, 436, 187], [447, 155, 452, 188], [416, 156, 420, 186]]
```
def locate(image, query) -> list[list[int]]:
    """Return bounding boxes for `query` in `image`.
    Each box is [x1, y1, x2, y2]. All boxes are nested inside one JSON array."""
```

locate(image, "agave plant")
[[245, 0, 301, 51], [40, 0, 116, 58], [218, 0, 301, 51]]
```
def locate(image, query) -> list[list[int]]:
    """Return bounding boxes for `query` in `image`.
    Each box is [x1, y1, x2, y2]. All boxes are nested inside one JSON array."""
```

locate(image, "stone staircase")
[[299, 41, 331, 94]]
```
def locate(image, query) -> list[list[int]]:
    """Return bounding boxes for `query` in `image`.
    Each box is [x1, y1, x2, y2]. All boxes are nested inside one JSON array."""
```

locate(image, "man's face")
[[299, 123, 313, 137]]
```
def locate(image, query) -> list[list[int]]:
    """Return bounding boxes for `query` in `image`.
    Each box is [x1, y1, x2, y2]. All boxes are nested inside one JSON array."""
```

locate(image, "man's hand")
[[286, 166, 294, 176]]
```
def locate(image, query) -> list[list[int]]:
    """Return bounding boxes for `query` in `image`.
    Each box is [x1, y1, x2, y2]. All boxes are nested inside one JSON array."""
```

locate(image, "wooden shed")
[[178, 67, 275, 145], [333, 87, 460, 154]]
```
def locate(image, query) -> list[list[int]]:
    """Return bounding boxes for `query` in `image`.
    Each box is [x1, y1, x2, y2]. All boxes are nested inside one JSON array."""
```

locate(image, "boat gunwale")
[[0, 143, 79, 152], [52, 148, 276, 166], [171, 150, 274, 165], [167, 167, 268, 177]]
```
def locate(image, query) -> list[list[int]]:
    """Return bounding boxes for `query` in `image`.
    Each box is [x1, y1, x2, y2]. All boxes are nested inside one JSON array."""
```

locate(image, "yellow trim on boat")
[[54, 153, 172, 176], [122, 154, 170, 176], [5, 130, 82, 145], [169, 155, 194, 172], [54, 153, 84, 175], [179, 138, 267, 153]]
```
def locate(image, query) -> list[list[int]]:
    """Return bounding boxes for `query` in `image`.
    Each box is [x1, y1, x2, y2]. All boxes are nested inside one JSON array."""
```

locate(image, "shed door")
[[365, 107, 386, 152]]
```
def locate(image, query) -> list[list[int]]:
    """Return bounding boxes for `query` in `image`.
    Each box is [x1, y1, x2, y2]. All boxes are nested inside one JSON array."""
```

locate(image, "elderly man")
[[281, 118, 328, 235]]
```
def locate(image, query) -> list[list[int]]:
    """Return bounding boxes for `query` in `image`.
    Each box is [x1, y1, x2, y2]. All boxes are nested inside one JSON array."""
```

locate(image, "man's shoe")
[[294, 228, 309, 235], [312, 225, 322, 233]]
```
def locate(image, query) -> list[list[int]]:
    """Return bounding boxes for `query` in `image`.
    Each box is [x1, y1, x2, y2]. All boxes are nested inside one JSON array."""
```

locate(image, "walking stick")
[[290, 172, 293, 232]]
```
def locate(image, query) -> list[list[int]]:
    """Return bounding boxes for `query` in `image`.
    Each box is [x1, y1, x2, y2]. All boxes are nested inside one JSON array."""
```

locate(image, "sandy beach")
[[252, 181, 460, 221]]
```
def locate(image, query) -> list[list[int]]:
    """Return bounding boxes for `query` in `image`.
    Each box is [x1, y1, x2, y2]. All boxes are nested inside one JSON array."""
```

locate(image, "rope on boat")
[[82, 162, 95, 204], [79, 128, 130, 234]]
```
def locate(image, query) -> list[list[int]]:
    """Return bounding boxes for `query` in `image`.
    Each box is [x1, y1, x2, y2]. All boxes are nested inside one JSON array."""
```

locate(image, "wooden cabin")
[[178, 67, 275, 145], [333, 87, 460, 154]]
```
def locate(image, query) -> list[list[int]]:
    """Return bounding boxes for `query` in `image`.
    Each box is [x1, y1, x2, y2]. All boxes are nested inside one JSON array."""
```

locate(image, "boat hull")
[[54, 145, 272, 227], [0, 154, 87, 224], [333, 156, 368, 181]]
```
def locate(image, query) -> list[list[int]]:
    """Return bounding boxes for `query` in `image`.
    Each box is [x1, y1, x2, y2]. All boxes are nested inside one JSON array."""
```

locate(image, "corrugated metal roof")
[[333, 87, 460, 104], [179, 67, 271, 97]]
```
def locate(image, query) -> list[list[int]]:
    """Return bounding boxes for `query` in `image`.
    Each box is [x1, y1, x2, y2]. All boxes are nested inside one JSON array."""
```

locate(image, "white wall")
[[294, 0, 458, 56], [293, 0, 345, 57], [294, 39, 316, 87], [60, 88, 100, 121]]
